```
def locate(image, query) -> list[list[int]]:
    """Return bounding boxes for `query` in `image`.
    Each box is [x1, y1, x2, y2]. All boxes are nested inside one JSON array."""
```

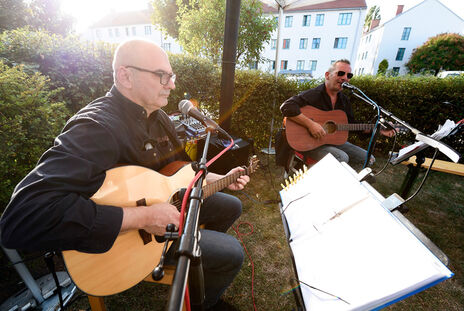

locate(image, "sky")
[[61, 0, 464, 33]]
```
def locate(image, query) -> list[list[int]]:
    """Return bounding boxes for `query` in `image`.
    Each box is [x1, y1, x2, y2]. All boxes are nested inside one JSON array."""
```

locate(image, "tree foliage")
[[0, 0, 73, 35], [406, 33, 464, 75], [364, 5, 381, 30], [152, 0, 276, 65], [377, 59, 388, 75]]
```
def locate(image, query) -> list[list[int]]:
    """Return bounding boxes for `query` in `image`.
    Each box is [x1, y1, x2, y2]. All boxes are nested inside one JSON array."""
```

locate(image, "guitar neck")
[[336, 123, 374, 132], [202, 167, 249, 198]]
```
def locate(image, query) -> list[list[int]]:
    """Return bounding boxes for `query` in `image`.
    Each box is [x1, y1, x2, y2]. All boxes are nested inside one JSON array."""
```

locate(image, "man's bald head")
[[112, 39, 168, 84], [111, 39, 175, 114]]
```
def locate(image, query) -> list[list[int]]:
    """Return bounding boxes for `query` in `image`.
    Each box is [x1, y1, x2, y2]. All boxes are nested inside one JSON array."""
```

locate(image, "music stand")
[[390, 120, 461, 198]]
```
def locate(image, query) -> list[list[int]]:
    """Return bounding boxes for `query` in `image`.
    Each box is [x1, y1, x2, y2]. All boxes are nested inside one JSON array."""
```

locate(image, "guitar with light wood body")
[[62, 156, 258, 296]]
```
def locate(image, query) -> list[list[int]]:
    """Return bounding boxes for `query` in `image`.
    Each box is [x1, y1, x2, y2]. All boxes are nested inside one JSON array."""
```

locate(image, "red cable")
[[177, 137, 234, 311], [232, 222, 257, 311]]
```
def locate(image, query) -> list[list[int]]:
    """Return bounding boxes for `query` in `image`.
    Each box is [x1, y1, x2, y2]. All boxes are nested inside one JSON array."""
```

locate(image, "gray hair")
[[327, 59, 351, 73]]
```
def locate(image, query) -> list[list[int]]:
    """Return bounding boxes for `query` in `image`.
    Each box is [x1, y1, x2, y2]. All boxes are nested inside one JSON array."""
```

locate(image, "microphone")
[[178, 99, 221, 131], [341, 82, 358, 90]]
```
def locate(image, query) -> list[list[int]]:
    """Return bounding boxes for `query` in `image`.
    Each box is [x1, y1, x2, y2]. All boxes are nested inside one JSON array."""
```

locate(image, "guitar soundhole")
[[325, 122, 337, 134]]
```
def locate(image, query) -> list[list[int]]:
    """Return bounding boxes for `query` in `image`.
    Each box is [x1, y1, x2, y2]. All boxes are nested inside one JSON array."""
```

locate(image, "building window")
[[115, 28, 120, 37], [144, 25, 152, 35], [95, 29, 102, 39], [333, 37, 348, 49], [132, 26, 136, 36], [312, 38, 321, 49], [249, 61, 258, 70], [315, 14, 324, 26], [299, 38, 308, 49], [401, 27, 411, 40], [364, 51, 368, 59], [338, 13, 352, 25], [396, 48, 406, 60], [281, 60, 288, 70], [296, 60, 305, 70], [162, 43, 171, 51], [270, 39, 276, 50], [302, 15, 310, 26], [392, 67, 400, 76], [310, 60, 317, 71], [108, 28, 113, 37], [330, 60, 336, 65], [283, 39, 290, 49], [285, 16, 293, 27], [125, 27, 129, 36], [272, 61, 275, 70]]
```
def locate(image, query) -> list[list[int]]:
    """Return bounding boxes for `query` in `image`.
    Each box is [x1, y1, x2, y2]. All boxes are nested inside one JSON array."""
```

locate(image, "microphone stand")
[[167, 120, 235, 311], [166, 130, 214, 311]]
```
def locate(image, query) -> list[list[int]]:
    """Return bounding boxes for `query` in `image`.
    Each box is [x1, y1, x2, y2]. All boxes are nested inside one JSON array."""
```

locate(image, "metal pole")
[[263, 2, 284, 154], [219, 0, 241, 132]]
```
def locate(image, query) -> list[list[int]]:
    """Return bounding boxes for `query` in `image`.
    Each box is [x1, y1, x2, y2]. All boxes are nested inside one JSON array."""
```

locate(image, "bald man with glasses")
[[280, 59, 393, 167], [1, 39, 248, 310]]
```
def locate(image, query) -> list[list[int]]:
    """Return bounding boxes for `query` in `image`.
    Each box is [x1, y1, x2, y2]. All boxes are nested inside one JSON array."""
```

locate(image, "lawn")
[[1, 153, 463, 310]]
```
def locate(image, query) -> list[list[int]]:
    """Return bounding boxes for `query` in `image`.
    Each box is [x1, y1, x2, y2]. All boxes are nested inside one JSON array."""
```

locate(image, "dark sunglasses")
[[336, 71, 353, 79]]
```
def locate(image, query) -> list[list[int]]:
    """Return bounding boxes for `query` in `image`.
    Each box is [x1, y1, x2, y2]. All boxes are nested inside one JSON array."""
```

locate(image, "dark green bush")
[[0, 61, 69, 209]]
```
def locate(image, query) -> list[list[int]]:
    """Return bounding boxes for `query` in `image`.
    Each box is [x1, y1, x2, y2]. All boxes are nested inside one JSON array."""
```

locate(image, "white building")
[[259, 0, 367, 78], [81, 9, 182, 54], [354, 0, 464, 76]]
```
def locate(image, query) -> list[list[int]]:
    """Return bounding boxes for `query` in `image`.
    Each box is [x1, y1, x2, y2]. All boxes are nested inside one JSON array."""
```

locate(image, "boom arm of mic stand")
[[350, 90, 461, 163], [350, 91, 421, 136]]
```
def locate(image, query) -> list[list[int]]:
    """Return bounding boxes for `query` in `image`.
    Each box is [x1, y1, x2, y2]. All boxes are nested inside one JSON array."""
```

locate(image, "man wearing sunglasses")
[[1, 39, 248, 310], [280, 59, 393, 166]]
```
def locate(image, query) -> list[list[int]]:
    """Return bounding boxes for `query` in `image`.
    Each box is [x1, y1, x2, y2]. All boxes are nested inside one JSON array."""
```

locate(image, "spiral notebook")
[[280, 154, 453, 311]]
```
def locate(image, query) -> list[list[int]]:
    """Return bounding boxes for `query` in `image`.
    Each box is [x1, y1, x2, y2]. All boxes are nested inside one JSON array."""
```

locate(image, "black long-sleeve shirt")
[[0, 86, 189, 253], [280, 83, 356, 123]]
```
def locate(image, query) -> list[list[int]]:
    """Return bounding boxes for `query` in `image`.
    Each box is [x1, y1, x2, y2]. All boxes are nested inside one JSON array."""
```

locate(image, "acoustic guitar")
[[285, 106, 402, 152], [62, 156, 258, 296]]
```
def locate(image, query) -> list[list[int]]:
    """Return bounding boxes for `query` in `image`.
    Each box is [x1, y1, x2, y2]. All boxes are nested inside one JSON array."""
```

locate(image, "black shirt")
[[280, 83, 355, 123], [0, 86, 189, 253]]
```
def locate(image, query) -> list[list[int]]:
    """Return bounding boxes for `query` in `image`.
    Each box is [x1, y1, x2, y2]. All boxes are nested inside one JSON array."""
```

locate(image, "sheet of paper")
[[280, 154, 453, 311]]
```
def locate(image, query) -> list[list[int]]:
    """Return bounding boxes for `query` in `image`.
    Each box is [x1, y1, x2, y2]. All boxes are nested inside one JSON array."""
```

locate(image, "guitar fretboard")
[[336, 124, 375, 131]]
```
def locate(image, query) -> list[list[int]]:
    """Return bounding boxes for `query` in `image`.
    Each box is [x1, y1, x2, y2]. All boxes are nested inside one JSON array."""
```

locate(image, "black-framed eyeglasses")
[[336, 71, 353, 79], [126, 65, 176, 85]]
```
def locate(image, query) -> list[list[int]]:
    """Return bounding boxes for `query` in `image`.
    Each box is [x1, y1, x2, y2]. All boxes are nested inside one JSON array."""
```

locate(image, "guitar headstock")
[[247, 155, 260, 174]]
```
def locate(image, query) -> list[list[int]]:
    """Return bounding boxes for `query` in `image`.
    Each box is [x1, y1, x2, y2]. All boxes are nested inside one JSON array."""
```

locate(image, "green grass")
[[1, 153, 463, 310]]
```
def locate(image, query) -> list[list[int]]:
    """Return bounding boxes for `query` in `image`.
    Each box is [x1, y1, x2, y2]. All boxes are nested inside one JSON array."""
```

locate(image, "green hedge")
[[0, 61, 69, 209], [1, 29, 463, 211]]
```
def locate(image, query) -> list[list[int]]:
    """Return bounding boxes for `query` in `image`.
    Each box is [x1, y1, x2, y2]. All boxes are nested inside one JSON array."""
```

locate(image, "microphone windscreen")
[[178, 100, 192, 114]]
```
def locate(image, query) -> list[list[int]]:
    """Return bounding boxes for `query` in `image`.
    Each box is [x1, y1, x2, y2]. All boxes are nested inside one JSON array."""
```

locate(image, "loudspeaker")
[[196, 135, 252, 175]]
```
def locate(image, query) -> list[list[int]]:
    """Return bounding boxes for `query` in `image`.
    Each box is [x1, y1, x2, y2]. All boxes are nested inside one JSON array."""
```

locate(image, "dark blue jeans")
[[169, 191, 244, 308]]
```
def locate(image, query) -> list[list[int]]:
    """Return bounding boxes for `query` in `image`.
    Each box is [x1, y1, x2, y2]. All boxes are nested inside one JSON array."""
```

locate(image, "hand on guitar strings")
[[121, 202, 180, 236], [308, 120, 326, 139]]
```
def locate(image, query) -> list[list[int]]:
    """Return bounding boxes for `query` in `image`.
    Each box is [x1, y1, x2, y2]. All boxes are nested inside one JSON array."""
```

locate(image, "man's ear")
[[116, 66, 133, 89], [325, 71, 330, 80]]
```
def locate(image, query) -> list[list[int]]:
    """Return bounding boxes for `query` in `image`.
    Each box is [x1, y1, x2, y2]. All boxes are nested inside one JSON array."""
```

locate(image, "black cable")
[[401, 148, 439, 206], [373, 127, 398, 177]]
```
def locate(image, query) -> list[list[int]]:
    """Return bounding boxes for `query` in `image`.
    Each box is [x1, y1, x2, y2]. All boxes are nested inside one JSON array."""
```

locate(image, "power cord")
[[231, 222, 257, 311]]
